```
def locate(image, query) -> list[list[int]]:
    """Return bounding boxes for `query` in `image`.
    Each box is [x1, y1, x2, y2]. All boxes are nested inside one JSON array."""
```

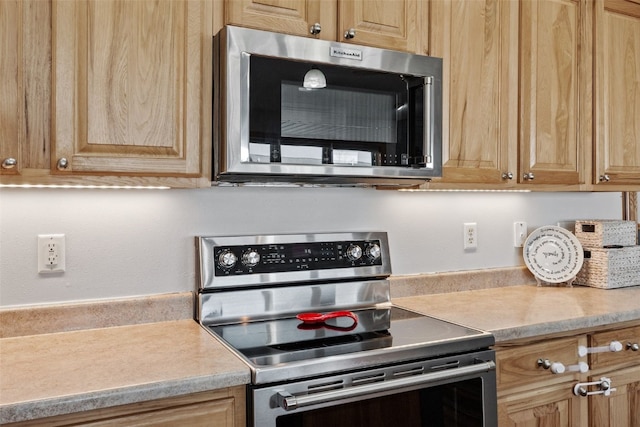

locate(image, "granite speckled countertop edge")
[[0, 371, 250, 425], [0, 313, 252, 425], [482, 306, 640, 343], [392, 284, 640, 344]]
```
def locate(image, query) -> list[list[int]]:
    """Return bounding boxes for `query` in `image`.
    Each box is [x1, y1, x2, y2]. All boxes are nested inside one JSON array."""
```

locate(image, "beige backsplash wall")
[[0, 187, 622, 307], [1, 266, 535, 338], [390, 266, 536, 298]]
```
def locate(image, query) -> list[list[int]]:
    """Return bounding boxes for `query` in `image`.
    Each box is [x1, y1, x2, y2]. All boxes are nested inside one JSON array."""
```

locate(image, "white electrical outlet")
[[514, 221, 527, 247], [38, 234, 66, 273], [463, 223, 478, 250]]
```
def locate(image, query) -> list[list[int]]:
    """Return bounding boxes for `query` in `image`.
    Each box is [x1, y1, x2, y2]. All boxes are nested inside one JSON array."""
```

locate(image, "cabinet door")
[[226, 0, 337, 40], [76, 397, 237, 427], [594, 0, 640, 186], [498, 384, 588, 427], [10, 388, 246, 427], [589, 365, 640, 427], [0, 0, 22, 176], [519, 0, 591, 186], [338, 0, 426, 54], [52, 0, 209, 176], [0, 0, 50, 177], [430, 0, 518, 186]]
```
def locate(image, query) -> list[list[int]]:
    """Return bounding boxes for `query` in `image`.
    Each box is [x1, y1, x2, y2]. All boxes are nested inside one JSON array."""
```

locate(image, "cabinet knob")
[[599, 174, 610, 182], [501, 172, 513, 180], [344, 28, 356, 39], [1, 157, 17, 169], [309, 23, 322, 35], [523, 172, 535, 181], [56, 158, 69, 170], [537, 358, 552, 369], [537, 358, 565, 374], [575, 386, 588, 397], [627, 342, 640, 352]]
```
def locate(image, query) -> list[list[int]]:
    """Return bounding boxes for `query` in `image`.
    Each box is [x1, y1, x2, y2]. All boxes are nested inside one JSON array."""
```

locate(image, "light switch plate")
[[514, 222, 527, 247]]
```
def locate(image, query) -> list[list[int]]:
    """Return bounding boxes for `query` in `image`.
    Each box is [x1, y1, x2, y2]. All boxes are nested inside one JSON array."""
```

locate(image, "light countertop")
[[0, 319, 250, 424], [3, 280, 640, 424], [393, 284, 640, 343]]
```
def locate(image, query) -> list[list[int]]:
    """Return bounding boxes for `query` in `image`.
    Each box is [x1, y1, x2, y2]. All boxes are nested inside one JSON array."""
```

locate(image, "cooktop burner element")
[[196, 232, 494, 385]]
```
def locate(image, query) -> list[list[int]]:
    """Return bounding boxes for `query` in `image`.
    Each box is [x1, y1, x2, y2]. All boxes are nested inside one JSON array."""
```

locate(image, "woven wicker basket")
[[575, 220, 637, 248], [575, 245, 640, 289]]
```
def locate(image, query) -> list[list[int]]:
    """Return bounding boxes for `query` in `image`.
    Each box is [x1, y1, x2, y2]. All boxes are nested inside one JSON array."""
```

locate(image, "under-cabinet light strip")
[[399, 188, 532, 192], [0, 184, 170, 190]]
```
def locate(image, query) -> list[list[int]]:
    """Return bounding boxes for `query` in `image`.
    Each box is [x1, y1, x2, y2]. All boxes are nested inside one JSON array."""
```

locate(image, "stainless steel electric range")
[[196, 232, 497, 427]]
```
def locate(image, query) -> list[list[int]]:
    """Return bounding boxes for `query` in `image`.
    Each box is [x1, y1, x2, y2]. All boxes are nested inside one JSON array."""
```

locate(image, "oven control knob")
[[346, 244, 363, 261], [217, 250, 237, 269], [365, 243, 381, 261], [242, 250, 261, 267]]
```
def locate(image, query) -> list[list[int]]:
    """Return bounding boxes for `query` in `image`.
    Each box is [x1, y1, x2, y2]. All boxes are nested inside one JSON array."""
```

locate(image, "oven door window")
[[248, 55, 426, 168], [276, 378, 485, 427]]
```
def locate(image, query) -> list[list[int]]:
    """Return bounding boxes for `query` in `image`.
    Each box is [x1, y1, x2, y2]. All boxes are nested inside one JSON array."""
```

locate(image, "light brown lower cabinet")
[[7, 386, 246, 427], [496, 335, 589, 426], [497, 383, 587, 426], [496, 322, 640, 427], [587, 325, 640, 427], [588, 365, 640, 427]]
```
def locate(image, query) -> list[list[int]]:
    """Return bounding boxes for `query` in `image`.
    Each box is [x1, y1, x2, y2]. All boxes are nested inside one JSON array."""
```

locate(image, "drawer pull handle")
[[573, 377, 616, 397], [627, 342, 639, 352], [578, 341, 623, 357]]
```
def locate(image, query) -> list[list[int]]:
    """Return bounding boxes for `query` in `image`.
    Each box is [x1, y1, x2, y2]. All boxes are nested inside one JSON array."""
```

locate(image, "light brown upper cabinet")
[[51, 0, 212, 183], [594, 0, 640, 187], [519, 0, 592, 187], [0, 0, 51, 179], [1, 0, 213, 188], [0, 0, 22, 176], [225, 0, 427, 54], [430, 0, 591, 190], [429, 0, 516, 187]]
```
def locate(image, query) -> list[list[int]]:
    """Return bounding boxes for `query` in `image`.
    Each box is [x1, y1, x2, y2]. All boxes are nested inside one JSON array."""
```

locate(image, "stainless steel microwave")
[[213, 26, 442, 186]]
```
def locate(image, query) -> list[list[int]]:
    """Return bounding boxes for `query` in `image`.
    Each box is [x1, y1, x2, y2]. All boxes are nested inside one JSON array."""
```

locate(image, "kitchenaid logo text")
[[330, 47, 363, 61]]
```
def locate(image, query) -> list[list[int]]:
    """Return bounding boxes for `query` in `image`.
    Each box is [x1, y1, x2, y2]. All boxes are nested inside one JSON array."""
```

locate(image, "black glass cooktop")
[[206, 307, 494, 383]]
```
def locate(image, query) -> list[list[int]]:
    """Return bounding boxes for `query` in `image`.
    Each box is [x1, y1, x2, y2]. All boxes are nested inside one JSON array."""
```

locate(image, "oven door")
[[250, 350, 497, 427]]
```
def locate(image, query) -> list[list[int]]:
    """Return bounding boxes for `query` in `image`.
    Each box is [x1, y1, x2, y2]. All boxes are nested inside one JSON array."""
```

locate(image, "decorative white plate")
[[523, 226, 584, 284]]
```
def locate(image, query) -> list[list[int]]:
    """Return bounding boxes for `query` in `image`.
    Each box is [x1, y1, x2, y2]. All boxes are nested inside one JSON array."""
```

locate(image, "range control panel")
[[213, 239, 383, 276]]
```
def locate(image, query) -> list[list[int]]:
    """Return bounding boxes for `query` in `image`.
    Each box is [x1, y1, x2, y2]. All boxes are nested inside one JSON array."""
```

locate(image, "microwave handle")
[[423, 76, 434, 168]]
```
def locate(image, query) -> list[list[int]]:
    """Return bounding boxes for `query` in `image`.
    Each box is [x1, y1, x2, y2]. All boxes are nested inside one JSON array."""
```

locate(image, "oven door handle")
[[276, 360, 496, 411]]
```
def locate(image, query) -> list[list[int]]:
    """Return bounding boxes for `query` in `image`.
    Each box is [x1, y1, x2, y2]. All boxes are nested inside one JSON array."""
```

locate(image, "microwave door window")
[[248, 55, 416, 167], [281, 83, 397, 145]]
